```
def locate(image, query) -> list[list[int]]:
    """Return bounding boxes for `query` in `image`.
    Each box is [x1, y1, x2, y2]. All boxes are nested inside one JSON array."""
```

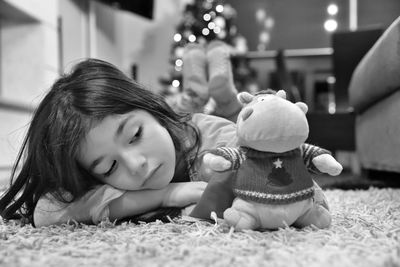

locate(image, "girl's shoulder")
[[191, 113, 238, 150]]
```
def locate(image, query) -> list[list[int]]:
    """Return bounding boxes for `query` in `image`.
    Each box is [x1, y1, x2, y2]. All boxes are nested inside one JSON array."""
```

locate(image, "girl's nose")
[[121, 150, 147, 176]]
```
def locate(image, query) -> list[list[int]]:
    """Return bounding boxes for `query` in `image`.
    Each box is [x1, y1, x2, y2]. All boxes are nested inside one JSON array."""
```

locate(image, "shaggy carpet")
[[1, 187, 399, 267]]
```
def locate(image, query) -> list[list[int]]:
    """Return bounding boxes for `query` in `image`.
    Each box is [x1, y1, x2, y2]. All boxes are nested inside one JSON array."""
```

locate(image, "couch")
[[348, 16, 400, 173]]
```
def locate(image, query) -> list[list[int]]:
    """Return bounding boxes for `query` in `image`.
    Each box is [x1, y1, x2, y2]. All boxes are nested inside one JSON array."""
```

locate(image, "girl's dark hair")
[[0, 58, 200, 224]]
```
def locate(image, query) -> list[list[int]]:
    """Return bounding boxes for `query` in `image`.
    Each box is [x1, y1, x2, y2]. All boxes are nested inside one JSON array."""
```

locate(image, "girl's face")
[[78, 110, 176, 190]]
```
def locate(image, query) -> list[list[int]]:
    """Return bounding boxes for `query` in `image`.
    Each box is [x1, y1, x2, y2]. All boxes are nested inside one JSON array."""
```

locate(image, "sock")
[[207, 40, 242, 120], [180, 43, 209, 113]]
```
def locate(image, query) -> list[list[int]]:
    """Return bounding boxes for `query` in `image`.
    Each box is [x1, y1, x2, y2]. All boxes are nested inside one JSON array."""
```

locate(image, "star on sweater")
[[273, 158, 283, 168]]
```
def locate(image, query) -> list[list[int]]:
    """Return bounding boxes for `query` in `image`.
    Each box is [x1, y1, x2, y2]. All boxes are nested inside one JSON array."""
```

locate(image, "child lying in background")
[[166, 40, 242, 122]]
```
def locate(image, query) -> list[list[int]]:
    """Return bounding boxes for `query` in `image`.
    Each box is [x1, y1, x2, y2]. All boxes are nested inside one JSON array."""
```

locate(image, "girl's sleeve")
[[33, 184, 125, 227], [191, 113, 238, 149]]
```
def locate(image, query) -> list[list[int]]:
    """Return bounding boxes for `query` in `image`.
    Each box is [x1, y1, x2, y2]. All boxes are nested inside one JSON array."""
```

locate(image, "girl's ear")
[[276, 90, 287, 99], [295, 102, 308, 114], [237, 92, 254, 105]]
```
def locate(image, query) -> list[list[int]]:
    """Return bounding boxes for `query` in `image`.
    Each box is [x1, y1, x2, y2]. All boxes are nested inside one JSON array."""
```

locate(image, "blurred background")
[[0, 0, 399, 183]]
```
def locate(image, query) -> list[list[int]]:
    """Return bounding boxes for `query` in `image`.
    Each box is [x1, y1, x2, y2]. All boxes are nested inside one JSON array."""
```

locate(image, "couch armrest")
[[349, 16, 400, 113]]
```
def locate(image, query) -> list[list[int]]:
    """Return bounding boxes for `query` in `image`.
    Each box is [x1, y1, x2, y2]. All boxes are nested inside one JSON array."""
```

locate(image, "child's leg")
[[207, 40, 242, 121], [176, 43, 209, 114]]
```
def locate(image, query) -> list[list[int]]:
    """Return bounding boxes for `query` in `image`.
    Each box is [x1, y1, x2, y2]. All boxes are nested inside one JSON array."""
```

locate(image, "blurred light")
[[175, 59, 183, 67], [230, 25, 237, 35], [327, 4, 339, 15], [202, 28, 210, 35], [188, 34, 197, 42], [208, 22, 216, 29], [173, 33, 182, 42], [214, 16, 226, 28], [172, 80, 180, 87], [264, 17, 275, 29], [327, 76, 336, 84], [175, 47, 184, 58], [203, 13, 211, 21], [324, 19, 338, 32], [217, 29, 226, 39], [216, 4, 224, 13], [213, 27, 221, 34], [255, 9, 266, 23], [259, 31, 270, 43], [174, 66, 182, 72]]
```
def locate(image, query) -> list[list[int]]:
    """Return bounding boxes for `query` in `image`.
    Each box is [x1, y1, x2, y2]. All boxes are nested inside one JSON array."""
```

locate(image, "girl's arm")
[[34, 182, 206, 227], [108, 182, 206, 221]]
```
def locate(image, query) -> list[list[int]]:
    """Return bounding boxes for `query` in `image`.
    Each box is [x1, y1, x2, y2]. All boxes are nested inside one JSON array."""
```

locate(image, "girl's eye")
[[129, 126, 142, 144], [104, 160, 117, 177]]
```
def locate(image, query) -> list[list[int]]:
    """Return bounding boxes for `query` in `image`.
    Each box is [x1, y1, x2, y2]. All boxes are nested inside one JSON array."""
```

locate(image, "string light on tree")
[[188, 34, 197, 42], [327, 4, 339, 15], [172, 80, 180, 88], [203, 13, 211, 21], [202, 28, 210, 35], [325, 3, 339, 32], [324, 18, 338, 32], [175, 59, 183, 67], [215, 4, 224, 13], [174, 33, 182, 42], [255, 8, 274, 51], [208, 21, 216, 30]]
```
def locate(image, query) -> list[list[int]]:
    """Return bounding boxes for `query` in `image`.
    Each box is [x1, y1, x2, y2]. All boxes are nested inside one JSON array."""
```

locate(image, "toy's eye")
[[258, 97, 267, 102]]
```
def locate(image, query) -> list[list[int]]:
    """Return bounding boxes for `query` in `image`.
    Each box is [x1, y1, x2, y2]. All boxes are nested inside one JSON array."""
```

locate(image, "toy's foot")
[[223, 208, 258, 230], [294, 205, 332, 229]]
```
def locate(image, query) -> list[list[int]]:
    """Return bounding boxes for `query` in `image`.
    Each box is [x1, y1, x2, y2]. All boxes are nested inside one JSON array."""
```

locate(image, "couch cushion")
[[349, 16, 400, 113], [356, 89, 400, 172]]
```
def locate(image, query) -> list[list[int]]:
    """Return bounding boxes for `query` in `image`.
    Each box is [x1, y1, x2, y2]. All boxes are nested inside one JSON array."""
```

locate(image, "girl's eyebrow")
[[89, 115, 135, 172], [115, 116, 133, 140]]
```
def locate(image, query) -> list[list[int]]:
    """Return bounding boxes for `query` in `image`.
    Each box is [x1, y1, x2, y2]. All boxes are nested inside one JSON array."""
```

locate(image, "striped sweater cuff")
[[301, 143, 331, 174], [212, 147, 246, 170]]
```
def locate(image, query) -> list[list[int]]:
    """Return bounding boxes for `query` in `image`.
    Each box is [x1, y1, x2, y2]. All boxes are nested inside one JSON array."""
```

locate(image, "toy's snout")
[[241, 107, 253, 121]]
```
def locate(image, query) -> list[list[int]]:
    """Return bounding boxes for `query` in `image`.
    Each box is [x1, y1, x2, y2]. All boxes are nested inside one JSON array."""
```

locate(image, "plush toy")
[[190, 90, 343, 231]]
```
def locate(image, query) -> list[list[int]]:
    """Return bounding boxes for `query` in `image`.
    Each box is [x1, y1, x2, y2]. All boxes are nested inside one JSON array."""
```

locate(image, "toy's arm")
[[203, 147, 246, 172], [301, 143, 342, 176]]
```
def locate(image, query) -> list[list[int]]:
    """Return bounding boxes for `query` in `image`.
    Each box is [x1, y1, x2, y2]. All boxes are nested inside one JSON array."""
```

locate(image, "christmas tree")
[[159, 0, 257, 97]]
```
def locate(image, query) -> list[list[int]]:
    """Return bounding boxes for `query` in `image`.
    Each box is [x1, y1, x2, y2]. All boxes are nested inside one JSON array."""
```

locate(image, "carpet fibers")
[[1, 188, 400, 267]]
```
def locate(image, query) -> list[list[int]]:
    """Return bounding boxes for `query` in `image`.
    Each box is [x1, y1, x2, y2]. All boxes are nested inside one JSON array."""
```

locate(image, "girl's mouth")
[[142, 164, 161, 188]]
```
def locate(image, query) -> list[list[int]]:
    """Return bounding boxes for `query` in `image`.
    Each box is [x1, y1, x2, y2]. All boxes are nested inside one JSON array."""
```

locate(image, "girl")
[[0, 58, 209, 226], [0, 51, 332, 228]]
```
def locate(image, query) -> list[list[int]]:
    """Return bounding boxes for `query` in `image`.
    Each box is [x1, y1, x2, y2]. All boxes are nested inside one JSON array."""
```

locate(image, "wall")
[[0, 0, 186, 185], [0, 0, 60, 185], [227, 0, 400, 51], [93, 0, 184, 92]]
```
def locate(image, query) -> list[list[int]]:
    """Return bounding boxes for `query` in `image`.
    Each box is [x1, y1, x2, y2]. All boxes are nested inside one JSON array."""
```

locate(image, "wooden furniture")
[[306, 112, 355, 152]]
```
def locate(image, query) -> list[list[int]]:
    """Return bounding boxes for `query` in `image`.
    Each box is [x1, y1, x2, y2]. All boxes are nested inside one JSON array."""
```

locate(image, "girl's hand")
[[162, 182, 207, 208], [203, 153, 232, 172]]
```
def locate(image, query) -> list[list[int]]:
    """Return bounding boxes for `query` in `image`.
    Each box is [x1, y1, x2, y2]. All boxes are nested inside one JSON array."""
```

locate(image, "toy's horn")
[[276, 90, 287, 99]]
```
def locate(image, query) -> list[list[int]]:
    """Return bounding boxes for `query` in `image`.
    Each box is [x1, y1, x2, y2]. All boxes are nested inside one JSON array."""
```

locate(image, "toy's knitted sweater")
[[212, 146, 329, 204]]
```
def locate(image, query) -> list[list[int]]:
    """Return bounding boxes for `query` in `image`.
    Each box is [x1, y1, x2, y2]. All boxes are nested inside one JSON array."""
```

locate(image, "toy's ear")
[[237, 92, 254, 105], [295, 102, 308, 114], [276, 90, 287, 99]]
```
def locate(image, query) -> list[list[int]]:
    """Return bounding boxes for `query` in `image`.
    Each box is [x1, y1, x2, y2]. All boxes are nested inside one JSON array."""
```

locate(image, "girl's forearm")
[[108, 187, 168, 221], [107, 182, 205, 220]]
